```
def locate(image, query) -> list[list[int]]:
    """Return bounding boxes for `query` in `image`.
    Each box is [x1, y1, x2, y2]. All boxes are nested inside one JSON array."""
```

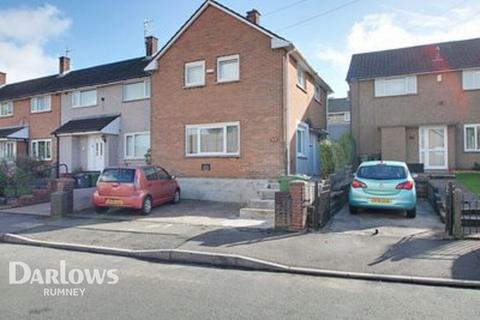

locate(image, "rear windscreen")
[[357, 165, 407, 180], [99, 169, 135, 183]]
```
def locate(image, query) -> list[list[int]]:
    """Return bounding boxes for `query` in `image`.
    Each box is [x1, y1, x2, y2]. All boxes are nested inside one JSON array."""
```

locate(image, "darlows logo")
[[9, 260, 119, 296]]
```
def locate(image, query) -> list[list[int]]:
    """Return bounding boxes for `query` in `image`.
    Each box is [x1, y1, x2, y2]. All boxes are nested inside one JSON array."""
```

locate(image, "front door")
[[419, 126, 448, 170], [88, 135, 105, 171]]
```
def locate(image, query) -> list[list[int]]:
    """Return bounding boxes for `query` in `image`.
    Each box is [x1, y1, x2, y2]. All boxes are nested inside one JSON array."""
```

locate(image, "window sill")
[[0, 114, 14, 118], [216, 79, 240, 85], [463, 88, 480, 92], [374, 93, 418, 99], [296, 154, 307, 159], [30, 110, 52, 114], [185, 154, 240, 159], [464, 150, 480, 153], [184, 84, 205, 90], [296, 84, 307, 93], [124, 157, 145, 160], [72, 104, 98, 109], [123, 97, 150, 103]]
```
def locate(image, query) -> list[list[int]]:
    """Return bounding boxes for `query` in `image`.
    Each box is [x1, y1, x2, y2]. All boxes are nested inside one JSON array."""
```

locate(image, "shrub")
[[145, 148, 152, 165], [473, 162, 480, 171], [332, 142, 346, 170], [320, 140, 335, 177], [338, 133, 355, 165]]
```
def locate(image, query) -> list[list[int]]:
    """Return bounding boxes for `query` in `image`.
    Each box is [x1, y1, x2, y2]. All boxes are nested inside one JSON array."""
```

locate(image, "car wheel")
[[95, 206, 108, 214], [140, 196, 153, 215], [406, 208, 416, 218], [172, 190, 180, 204], [349, 205, 358, 215]]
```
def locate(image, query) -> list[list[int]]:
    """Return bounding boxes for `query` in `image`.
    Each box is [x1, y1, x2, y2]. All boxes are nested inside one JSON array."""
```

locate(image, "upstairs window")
[[314, 85, 321, 102], [0, 101, 13, 117], [186, 122, 240, 156], [464, 124, 480, 152], [374, 76, 417, 97], [297, 68, 306, 90], [31, 95, 51, 113], [123, 79, 150, 101], [217, 54, 240, 83], [185, 60, 205, 87], [72, 89, 97, 108], [31, 139, 52, 161], [462, 70, 480, 90]]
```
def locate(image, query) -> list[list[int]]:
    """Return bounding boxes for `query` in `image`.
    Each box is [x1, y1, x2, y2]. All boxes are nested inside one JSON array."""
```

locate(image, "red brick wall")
[[150, 5, 285, 178]]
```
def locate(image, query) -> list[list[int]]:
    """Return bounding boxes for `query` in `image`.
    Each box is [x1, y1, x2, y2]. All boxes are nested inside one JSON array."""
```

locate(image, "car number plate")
[[106, 199, 123, 206], [370, 198, 392, 204]]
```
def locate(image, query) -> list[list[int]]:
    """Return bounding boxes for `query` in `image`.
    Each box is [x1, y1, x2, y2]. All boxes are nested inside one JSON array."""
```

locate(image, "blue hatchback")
[[348, 161, 417, 218]]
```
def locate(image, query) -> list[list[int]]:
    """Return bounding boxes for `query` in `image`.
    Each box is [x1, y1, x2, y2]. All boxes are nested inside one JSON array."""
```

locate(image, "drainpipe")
[[284, 47, 297, 176]]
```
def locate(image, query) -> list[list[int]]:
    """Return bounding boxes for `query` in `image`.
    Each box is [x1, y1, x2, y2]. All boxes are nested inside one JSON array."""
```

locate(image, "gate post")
[[452, 188, 464, 239], [445, 182, 453, 234]]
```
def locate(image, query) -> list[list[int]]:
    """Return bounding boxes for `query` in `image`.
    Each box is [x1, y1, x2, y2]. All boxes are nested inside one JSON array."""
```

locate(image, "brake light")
[[396, 180, 414, 190], [352, 179, 367, 189]]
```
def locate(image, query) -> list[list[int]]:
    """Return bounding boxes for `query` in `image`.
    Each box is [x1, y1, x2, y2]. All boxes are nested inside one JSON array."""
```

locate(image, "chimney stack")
[[145, 36, 158, 58], [246, 9, 261, 25], [0, 72, 5, 86], [59, 56, 70, 75]]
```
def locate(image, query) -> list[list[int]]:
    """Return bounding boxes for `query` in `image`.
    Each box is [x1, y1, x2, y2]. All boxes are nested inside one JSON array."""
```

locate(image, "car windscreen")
[[99, 169, 136, 183], [357, 165, 407, 180]]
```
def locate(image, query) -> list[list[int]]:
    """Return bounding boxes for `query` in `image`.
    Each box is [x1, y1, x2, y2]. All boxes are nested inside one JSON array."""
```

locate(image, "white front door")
[[87, 135, 105, 171], [419, 126, 448, 170]]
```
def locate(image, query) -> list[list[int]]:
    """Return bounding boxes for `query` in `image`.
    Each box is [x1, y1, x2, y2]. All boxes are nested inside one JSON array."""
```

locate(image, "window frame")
[[374, 75, 417, 97], [296, 124, 308, 158], [217, 54, 240, 83], [297, 67, 306, 90], [30, 95, 52, 113], [185, 121, 240, 157], [123, 79, 151, 102], [344, 112, 351, 122], [464, 124, 480, 152], [314, 85, 321, 102], [0, 141, 16, 159], [31, 139, 52, 161], [462, 69, 480, 91], [124, 131, 151, 160], [71, 88, 98, 108], [0, 101, 13, 117], [184, 60, 206, 88]]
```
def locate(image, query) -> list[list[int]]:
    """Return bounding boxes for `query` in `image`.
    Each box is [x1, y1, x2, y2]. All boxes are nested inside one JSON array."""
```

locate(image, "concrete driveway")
[[324, 199, 445, 239]]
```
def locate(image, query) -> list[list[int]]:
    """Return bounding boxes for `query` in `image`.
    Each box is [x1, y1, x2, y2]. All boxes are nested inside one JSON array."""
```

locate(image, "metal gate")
[[445, 183, 480, 238]]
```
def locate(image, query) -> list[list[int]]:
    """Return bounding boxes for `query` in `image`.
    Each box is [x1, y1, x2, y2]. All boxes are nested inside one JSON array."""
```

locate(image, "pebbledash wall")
[[59, 79, 151, 171], [150, 5, 286, 203]]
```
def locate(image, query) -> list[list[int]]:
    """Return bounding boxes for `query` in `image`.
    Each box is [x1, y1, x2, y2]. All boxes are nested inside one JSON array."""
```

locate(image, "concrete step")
[[258, 189, 277, 200], [247, 199, 274, 209], [239, 207, 274, 220]]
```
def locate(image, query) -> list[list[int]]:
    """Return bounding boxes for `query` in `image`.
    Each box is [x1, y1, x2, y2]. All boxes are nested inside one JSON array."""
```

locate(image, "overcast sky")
[[1, 0, 479, 96]]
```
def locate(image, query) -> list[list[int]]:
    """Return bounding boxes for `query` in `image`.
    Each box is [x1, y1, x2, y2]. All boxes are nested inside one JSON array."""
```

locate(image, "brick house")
[[347, 38, 480, 170], [146, 0, 332, 202]]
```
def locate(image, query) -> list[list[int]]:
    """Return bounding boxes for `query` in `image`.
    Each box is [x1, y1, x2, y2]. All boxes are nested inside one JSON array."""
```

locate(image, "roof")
[[0, 126, 25, 139], [0, 57, 151, 101], [346, 37, 480, 81], [328, 98, 350, 113], [52, 114, 120, 135], [144, 0, 332, 93]]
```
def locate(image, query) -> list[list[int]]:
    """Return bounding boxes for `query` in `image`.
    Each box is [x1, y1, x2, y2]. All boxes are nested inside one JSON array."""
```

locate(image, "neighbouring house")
[[146, 0, 332, 203], [327, 97, 351, 141], [0, 36, 156, 173], [347, 38, 480, 170]]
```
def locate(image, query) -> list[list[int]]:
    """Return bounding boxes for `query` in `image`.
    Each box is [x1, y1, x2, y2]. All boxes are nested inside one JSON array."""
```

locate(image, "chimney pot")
[[145, 36, 158, 58], [246, 9, 261, 25], [0, 72, 5, 86], [59, 56, 70, 75]]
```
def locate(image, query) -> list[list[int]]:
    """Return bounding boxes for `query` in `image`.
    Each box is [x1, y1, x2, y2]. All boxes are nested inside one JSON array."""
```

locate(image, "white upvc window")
[[123, 79, 151, 101], [464, 124, 480, 152], [314, 85, 321, 102], [71, 89, 97, 108], [31, 95, 51, 113], [31, 139, 52, 161], [0, 101, 13, 117], [297, 67, 306, 90], [0, 141, 16, 159], [462, 69, 480, 90], [296, 125, 307, 157], [344, 112, 351, 122], [186, 122, 240, 157], [125, 132, 151, 159], [217, 54, 240, 83], [374, 75, 417, 97], [185, 60, 205, 87]]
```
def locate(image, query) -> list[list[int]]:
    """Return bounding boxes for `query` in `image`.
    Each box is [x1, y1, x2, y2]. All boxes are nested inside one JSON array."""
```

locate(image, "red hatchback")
[[92, 166, 180, 215]]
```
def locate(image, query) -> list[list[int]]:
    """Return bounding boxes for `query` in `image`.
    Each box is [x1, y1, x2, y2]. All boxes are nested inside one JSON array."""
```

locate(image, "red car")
[[92, 166, 180, 215]]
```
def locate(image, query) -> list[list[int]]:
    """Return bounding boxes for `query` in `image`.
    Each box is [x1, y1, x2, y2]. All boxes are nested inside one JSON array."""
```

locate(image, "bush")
[[473, 162, 480, 171], [338, 133, 355, 165], [332, 142, 346, 170], [320, 140, 335, 177]]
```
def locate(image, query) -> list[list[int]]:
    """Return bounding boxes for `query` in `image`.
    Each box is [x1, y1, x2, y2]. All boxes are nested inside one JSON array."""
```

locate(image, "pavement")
[[0, 199, 479, 283], [2, 244, 479, 320]]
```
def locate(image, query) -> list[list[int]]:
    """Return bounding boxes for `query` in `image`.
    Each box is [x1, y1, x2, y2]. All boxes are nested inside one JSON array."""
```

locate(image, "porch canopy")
[[0, 126, 28, 140], [52, 114, 120, 136]]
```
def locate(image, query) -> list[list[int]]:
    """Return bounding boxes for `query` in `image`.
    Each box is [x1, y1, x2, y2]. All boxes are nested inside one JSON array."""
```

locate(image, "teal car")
[[349, 161, 417, 218]]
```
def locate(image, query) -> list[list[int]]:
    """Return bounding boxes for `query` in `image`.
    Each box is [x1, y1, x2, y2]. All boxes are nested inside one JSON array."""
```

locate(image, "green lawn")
[[455, 172, 480, 195]]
